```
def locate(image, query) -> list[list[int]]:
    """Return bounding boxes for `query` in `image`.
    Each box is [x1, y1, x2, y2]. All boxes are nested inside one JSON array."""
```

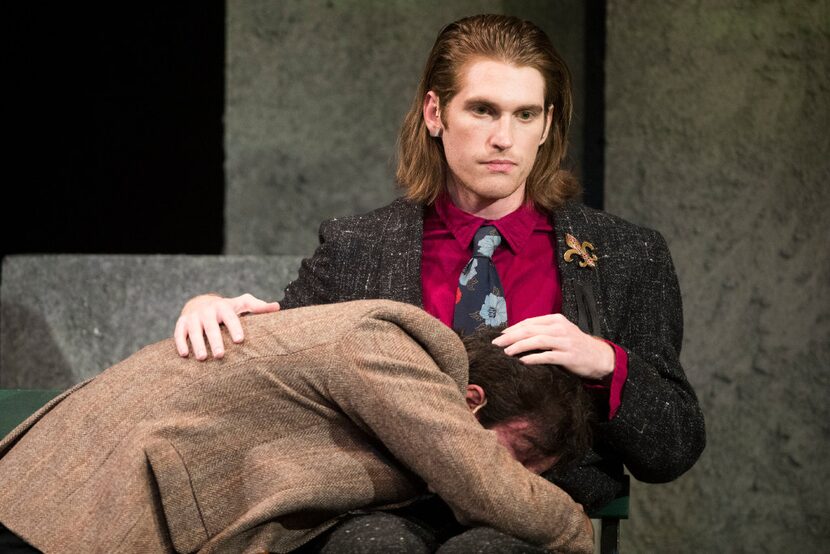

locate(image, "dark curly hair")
[[463, 327, 594, 469]]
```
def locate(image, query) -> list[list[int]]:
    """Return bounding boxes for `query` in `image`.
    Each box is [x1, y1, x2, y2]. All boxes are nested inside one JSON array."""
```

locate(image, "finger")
[[202, 316, 225, 359], [492, 329, 522, 347], [186, 318, 209, 361], [229, 293, 260, 315], [218, 303, 245, 343], [518, 350, 567, 365], [492, 324, 562, 346], [248, 301, 281, 314], [501, 313, 565, 333], [502, 335, 560, 357], [173, 317, 190, 357]]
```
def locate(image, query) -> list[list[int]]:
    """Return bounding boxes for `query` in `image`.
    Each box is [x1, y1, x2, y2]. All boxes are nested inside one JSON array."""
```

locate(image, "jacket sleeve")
[[280, 219, 340, 309], [329, 316, 594, 554], [597, 230, 706, 483]]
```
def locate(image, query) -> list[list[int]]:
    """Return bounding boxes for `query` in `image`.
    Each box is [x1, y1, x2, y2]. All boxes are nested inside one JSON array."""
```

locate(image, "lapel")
[[550, 202, 605, 337]]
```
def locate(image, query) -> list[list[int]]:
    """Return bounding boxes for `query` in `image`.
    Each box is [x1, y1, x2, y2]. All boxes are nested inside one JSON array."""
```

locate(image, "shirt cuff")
[[606, 341, 628, 419], [580, 341, 628, 420]]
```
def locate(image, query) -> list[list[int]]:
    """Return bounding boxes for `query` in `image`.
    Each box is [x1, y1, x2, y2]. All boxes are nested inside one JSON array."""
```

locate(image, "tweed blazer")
[[0, 300, 592, 554], [281, 198, 707, 510]]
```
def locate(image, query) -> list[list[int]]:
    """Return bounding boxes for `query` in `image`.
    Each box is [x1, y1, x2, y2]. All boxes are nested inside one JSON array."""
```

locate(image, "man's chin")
[[447, 177, 527, 214], [474, 182, 526, 201]]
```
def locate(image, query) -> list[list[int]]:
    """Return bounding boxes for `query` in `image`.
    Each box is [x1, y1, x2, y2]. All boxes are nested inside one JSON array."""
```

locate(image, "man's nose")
[[489, 117, 514, 150]]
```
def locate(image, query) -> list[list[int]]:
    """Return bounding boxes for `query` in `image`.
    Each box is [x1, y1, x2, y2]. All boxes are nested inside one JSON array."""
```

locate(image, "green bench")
[[0, 389, 63, 437], [0, 389, 629, 553], [592, 478, 629, 554]]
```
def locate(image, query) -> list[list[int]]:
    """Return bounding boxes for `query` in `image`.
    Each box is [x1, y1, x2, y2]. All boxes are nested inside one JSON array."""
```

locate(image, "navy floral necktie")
[[453, 225, 508, 334]]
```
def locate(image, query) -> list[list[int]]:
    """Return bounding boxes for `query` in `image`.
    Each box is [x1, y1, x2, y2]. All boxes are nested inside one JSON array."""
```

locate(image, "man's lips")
[[482, 160, 517, 172]]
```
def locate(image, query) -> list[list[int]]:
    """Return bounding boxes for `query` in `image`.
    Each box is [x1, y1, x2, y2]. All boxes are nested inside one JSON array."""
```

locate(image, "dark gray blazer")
[[281, 197, 706, 511]]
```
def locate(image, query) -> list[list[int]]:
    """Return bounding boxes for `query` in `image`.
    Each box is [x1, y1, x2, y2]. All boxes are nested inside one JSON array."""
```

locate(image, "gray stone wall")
[[0, 255, 302, 388], [605, 0, 829, 551], [225, 0, 585, 255]]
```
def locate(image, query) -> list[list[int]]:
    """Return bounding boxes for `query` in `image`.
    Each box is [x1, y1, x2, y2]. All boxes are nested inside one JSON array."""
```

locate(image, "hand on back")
[[174, 293, 280, 360]]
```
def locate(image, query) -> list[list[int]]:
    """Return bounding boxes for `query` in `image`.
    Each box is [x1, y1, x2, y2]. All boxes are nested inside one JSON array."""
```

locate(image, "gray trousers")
[[295, 496, 549, 553]]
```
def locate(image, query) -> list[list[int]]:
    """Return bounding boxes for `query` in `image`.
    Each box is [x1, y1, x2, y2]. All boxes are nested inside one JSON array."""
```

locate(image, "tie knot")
[[472, 225, 502, 259]]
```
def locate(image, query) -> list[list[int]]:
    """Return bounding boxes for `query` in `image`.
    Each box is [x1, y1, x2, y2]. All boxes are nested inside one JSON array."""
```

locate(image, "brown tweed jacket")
[[0, 300, 592, 554]]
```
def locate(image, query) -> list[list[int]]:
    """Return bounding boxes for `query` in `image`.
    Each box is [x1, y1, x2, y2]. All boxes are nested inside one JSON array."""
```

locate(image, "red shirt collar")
[[432, 192, 551, 253]]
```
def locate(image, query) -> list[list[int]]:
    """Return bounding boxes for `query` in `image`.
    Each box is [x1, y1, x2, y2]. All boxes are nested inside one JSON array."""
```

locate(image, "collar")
[[433, 192, 550, 253]]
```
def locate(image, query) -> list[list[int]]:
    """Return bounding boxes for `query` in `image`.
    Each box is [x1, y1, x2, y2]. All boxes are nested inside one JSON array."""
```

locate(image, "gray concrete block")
[[1, 255, 302, 389], [605, 0, 830, 551]]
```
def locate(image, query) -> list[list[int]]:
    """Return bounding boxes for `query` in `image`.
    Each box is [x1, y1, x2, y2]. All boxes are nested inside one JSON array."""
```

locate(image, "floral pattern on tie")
[[459, 259, 478, 287], [476, 233, 501, 257], [453, 225, 507, 333], [479, 293, 507, 326]]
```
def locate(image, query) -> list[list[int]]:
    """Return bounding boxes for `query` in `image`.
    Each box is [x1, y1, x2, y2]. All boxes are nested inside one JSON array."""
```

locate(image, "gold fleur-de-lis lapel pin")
[[564, 233, 598, 268]]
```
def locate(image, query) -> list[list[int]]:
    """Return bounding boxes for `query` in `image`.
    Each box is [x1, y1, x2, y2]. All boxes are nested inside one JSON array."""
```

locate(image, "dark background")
[[3, 3, 226, 258]]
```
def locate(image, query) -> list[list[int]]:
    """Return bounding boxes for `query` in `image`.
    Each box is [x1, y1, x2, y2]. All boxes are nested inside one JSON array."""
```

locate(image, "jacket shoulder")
[[555, 202, 663, 242], [320, 197, 423, 235], [553, 202, 672, 264]]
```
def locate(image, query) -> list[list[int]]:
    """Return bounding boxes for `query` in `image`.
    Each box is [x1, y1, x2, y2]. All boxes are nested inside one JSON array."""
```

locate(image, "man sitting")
[[0, 300, 594, 553]]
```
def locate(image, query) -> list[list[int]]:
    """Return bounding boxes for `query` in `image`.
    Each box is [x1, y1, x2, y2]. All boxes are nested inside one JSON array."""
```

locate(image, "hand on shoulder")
[[173, 293, 280, 360]]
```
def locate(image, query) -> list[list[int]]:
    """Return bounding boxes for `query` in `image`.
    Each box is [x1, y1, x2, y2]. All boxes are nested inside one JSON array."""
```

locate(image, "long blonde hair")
[[396, 14, 580, 210]]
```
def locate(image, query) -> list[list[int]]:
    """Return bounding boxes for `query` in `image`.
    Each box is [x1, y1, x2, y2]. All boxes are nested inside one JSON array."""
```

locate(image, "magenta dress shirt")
[[421, 193, 627, 418]]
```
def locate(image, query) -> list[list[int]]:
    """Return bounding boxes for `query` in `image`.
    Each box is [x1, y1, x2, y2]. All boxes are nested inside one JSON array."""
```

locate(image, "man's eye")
[[472, 105, 490, 115], [518, 111, 534, 121]]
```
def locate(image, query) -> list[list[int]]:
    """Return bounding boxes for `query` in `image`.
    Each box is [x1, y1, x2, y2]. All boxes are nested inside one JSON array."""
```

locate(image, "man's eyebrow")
[[516, 104, 545, 113], [462, 97, 544, 113], [462, 97, 496, 108]]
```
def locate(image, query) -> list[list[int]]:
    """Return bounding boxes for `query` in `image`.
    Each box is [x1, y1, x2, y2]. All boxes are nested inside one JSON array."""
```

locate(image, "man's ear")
[[539, 104, 554, 145], [465, 384, 487, 416], [423, 91, 443, 137]]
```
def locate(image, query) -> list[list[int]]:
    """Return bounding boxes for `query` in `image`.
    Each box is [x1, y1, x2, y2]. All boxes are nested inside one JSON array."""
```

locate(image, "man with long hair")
[[174, 14, 705, 551]]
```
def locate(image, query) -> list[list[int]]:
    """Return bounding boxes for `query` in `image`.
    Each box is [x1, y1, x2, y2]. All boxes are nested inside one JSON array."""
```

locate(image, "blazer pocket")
[[145, 438, 209, 554]]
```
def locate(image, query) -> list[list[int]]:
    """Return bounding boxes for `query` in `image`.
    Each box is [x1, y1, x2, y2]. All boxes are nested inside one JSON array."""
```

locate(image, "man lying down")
[[0, 299, 594, 553]]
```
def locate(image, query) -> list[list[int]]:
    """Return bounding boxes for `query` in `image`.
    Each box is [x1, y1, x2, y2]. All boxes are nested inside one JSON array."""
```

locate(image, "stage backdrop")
[[604, 0, 829, 551]]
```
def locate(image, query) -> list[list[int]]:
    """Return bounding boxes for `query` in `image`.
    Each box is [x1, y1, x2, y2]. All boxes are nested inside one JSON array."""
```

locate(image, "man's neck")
[[446, 182, 526, 220]]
